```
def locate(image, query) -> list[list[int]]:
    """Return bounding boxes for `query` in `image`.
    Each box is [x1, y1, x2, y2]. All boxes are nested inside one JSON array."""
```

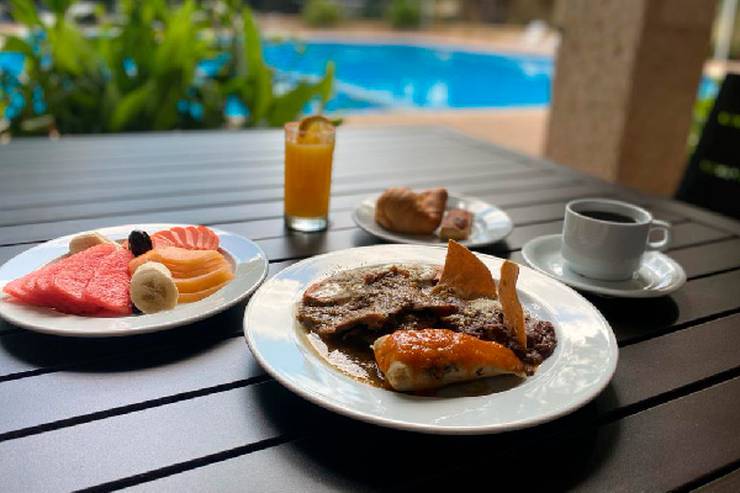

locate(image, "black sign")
[[677, 74, 740, 219]]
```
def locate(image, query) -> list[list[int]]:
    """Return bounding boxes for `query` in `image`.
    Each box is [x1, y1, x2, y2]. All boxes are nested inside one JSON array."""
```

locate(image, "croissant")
[[375, 187, 447, 235]]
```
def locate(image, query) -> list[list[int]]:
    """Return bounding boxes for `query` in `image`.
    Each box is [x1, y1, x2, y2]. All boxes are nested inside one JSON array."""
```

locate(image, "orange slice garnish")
[[297, 115, 334, 144]]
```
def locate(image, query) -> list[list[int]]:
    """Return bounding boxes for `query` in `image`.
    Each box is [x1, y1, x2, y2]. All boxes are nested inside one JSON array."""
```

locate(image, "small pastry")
[[373, 328, 526, 391], [375, 187, 447, 235], [439, 209, 473, 240]]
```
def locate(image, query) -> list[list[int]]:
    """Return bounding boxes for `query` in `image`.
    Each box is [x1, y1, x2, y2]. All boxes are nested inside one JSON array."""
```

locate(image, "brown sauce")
[[301, 328, 389, 388]]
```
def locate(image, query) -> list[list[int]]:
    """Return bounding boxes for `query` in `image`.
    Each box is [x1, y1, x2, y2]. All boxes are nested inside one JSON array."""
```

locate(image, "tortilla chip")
[[500, 260, 526, 349], [436, 240, 497, 299]]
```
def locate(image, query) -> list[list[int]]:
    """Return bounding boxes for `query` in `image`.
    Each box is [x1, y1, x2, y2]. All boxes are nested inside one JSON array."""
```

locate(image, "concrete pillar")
[[545, 0, 718, 196]]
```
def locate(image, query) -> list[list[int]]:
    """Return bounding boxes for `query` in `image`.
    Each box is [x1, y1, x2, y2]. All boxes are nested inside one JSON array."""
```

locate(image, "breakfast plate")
[[521, 234, 687, 298], [352, 193, 513, 248], [0, 224, 268, 337], [244, 244, 618, 435]]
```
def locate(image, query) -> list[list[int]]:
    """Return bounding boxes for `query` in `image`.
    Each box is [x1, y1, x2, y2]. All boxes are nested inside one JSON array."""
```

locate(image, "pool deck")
[[259, 16, 559, 57], [344, 107, 548, 157]]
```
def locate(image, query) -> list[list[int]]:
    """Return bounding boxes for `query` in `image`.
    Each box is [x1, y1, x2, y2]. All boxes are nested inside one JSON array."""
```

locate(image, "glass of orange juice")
[[284, 116, 336, 232]]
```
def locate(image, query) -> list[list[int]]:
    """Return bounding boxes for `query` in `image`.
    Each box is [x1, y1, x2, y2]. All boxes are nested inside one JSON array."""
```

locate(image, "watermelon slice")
[[33, 260, 71, 306], [84, 248, 134, 315], [3, 276, 33, 303], [46, 244, 117, 314]]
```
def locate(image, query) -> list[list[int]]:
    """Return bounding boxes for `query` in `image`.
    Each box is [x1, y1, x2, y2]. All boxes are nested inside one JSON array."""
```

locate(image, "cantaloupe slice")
[[175, 265, 234, 294]]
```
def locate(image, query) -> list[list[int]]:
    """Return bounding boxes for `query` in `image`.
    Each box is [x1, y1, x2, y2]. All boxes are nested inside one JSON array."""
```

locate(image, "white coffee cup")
[[561, 198, 671, 281]]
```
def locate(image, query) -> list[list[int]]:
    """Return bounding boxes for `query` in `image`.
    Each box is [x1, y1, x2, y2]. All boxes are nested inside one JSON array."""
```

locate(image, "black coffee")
[[579, 210, 637, 223]]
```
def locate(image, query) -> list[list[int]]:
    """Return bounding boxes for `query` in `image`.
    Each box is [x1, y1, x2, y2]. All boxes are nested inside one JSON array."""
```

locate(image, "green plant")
[[0, 0, 335, 136], [387, 0, 422, 29], [303, 0, 342, 28], [688, 92, 717, 155]]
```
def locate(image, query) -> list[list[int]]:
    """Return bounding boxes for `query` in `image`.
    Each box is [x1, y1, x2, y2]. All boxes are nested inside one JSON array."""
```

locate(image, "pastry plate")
[[521, 234, 687, 298], [244, 244, 618, 435], [352, 193, 513, 247], [0, 224, 268, 337]]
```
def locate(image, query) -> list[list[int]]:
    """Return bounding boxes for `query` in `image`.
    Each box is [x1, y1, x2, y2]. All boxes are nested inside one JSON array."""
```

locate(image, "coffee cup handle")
[[647, 220, 671, 251]]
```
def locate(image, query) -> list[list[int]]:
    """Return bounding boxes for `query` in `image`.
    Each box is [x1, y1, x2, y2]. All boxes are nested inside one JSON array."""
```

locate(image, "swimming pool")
[[0, 40, 718, 116], [264, 41, 553, 112]]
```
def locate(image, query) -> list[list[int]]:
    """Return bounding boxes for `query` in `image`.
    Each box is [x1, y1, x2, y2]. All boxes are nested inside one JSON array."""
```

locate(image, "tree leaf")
[[317, 61, 335, 107], [109, 82, 153, 131], [9, 0, 42, 27], [41, 0, 74, 16], [2, 36, 37, 62], [265, 62, 336, 126], [48, 20, 97, 76]]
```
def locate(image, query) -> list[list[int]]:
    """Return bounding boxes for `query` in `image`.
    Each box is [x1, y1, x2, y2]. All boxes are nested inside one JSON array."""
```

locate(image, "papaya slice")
[[149, 226, 220, 251], [175, 265, 235, 294], [165, 258, 228, 277], [178, 280, 231, 303]]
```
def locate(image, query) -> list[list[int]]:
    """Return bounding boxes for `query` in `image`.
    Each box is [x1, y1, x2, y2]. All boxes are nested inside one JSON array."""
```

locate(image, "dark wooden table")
[[0, 126, 739, 492]]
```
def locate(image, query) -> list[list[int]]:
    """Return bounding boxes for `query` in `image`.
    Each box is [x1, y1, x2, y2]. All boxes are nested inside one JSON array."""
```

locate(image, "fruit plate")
[[352, 192, 513, 248], [0, 224, 268, 337], [244, 244, 618, 435]]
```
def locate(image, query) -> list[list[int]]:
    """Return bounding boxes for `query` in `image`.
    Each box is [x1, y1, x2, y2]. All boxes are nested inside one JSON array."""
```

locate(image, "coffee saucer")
[[521, 234, 686, 298]]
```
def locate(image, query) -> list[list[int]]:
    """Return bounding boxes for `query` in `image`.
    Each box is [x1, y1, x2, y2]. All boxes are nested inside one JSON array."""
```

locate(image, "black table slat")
[[0, 380, 294, 493], [408, 377, 740, 492], [667, 238, 740, 278], [601, 313, 740, 408], [694, 468, 740, 493], [0, 145, 528, 200], [0, 128, 470, 167], [122, 347, 740, 493], [0, 327, 264, 439], [0, 170, 571, 227], [594, 269, 740, 345], [0, 157, 530, 211], [0, 319, 738, 489]]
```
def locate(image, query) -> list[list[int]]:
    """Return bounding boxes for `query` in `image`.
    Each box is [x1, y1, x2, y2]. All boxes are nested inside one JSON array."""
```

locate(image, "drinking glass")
[[283, 121, 336, 232]]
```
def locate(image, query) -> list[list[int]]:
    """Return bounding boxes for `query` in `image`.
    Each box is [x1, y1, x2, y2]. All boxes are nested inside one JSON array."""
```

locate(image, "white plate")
[[352, 193, 513, 248], [521, 234, 687, 298], [244, 244, 618, 435], [0, 224, 268, 337]]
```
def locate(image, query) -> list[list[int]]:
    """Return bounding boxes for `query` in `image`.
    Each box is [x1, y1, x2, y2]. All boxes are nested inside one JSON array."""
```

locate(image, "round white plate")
[[244, 244, 618, 435], [352, 193, 513, 248], [0, 224, 268, 337], [521, 234, 687, 298]]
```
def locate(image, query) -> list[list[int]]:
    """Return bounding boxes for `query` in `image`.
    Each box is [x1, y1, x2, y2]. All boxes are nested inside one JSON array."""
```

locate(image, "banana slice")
[[130, 262, 179, 314], [69, 232, 118, 255]]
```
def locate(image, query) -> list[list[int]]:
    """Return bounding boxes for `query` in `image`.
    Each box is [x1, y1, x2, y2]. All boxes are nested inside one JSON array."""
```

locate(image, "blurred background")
[[1, 0, 738, 217]]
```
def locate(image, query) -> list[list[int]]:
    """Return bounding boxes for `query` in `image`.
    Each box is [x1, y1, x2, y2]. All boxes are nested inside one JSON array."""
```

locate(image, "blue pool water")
[[263, 41, 553, 111], [0, 40, 720, 117]]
